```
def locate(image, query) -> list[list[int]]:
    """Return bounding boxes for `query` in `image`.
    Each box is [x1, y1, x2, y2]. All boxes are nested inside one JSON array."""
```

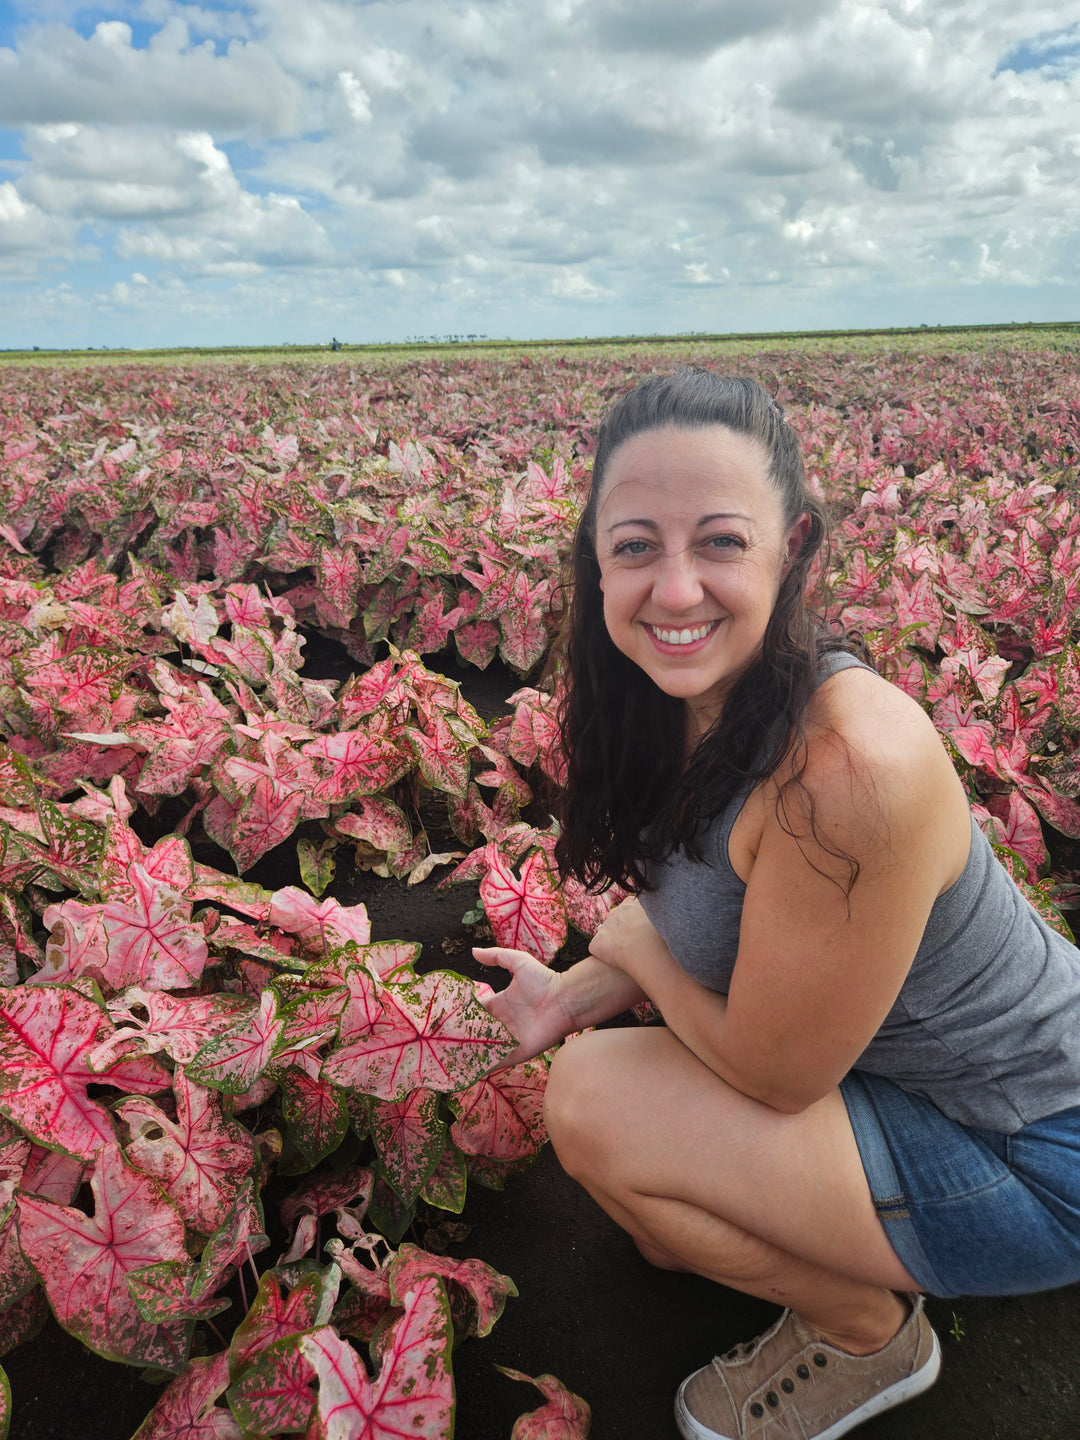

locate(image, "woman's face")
[[594, 424, 810, 735]]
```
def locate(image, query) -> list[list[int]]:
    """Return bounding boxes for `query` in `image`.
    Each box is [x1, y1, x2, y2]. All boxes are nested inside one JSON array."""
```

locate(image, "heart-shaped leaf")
[[17, 1143, 189, 1369], [300, 1277, 454, 1440]]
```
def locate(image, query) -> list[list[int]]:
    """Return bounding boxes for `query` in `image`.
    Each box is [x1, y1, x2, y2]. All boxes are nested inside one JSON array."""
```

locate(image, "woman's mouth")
[[644, 620, 720, 649]]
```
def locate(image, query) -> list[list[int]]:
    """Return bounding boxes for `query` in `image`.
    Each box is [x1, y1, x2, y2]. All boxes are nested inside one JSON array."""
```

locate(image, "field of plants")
[[0, 333, 1078, 1439]]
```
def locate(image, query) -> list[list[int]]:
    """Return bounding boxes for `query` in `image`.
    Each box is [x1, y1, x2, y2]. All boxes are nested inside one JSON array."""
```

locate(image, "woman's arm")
[[591, 670, 973, 1113]]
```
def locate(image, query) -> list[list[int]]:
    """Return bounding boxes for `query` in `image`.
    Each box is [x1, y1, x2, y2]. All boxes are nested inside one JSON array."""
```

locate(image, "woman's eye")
[[704, 534, 744, 553], [612, 539, 651, 557]]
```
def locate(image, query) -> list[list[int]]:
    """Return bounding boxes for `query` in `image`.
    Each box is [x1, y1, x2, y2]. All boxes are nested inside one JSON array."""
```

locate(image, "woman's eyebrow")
[[605, 512, 751, 532]]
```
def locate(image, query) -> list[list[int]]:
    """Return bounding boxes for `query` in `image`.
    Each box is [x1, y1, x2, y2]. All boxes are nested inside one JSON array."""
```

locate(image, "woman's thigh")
[[544, 1025, 918, 1291]]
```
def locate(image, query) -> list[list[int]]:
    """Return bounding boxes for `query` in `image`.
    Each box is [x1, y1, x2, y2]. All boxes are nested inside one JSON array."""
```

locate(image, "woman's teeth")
[[649, 622, 714, 646]]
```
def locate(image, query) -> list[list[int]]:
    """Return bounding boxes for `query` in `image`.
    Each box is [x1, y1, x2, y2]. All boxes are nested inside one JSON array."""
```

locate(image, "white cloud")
[[550, 269, 609, 300], [0, 0, 1078, 342]]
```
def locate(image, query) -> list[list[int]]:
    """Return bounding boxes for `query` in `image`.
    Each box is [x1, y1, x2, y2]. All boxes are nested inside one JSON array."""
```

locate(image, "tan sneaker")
[[675, 1294, 940, 1440]]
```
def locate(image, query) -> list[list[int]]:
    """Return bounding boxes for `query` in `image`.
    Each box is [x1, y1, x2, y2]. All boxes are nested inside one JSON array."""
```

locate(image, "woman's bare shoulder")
[[797, 664, 971, 881], [807, 662, 948, 780]]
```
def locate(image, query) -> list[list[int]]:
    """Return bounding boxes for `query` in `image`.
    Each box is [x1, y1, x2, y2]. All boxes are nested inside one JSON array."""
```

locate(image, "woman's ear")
[[786, 511, 813, 564]]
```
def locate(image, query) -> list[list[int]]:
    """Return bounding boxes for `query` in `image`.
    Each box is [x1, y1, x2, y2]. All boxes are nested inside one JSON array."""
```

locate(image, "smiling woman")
[[473, 369, 1080, 1440]]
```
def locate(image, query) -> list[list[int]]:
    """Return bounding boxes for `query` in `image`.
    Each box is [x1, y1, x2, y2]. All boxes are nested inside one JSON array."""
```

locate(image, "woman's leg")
[[544, 1026, 921, 1353]]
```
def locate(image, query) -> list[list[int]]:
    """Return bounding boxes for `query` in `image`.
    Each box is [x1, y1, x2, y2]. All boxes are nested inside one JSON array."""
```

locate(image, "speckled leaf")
[[449, 1060, 549, 1161], [404, 715, 469, 799], [268, 888, 371, 953], [322, 971, 517, 1101], [304, 730, 410, 803], [0, 1286, 48, 1358], [228, 1332, 316, 1436], [300, 1279, 454, 1440], [0, 984, 168, 1160], [420, 1142, 468, 1214], [16, 1143, 189, 1369], [116, 1071, 257, 1233], [187, 989, 284, 1094], [480, 846, 567, 962], [333, 797, 413, 855], [297, 836, 336, 898], [229, 1268, 336, 1371], [272, 987, 350, 1078], [279, 1166, 374, 1232], [131, 1351, 240, 1440], [101, 864, 208, 991], [229, 776, 304, 873], [369, 1088, 446, 1206], [279, 1069, 349, 1171], [94, 988, 254, 1069], [388, 1243, 517, 1339], [127, 1261, 232, 1324], [0, 1360, 8, 1440], [497, 1366, 591, 1439]]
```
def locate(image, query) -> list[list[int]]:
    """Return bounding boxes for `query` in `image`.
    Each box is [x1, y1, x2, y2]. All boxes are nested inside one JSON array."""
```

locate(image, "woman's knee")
[[544, 1030, 628, 1176]]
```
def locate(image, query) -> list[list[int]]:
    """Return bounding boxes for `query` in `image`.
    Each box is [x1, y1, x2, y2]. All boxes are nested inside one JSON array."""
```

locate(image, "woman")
[[474, 369, 1080, 1440]]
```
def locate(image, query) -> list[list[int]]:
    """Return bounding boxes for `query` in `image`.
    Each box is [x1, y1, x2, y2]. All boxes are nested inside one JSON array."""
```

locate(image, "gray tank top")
[[639, 651, 1080, 1134]]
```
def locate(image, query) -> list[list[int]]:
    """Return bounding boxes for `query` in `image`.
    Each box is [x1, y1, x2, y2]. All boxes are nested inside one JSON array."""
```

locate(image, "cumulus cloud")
[[0, 0, 1078, 344]]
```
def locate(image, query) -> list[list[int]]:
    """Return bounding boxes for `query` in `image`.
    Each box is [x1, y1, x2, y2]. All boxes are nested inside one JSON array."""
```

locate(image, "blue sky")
[[1, 0, 1079, 349]]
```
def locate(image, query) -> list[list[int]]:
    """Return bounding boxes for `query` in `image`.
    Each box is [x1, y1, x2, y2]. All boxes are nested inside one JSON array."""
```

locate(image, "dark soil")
[[6, 645, 1080, 1439]]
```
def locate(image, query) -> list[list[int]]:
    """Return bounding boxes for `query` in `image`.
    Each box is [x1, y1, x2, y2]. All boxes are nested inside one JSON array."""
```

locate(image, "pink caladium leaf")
[[300, 1279, 454, 1440], [304, 730, 410, 803], [101, 826, 196, 904], [420, 1142, 468, 1214], [322, 971, 517, 1101], [188, 864, 273, 919], [279, 1166, 374, 1232], [449, 1060, 549, 1162], [279, 1069, 350, 1171], [388, 1243, 518, 1339], [115, 1071, 257, 1234], [479, 845, 567, 962], [228, 1333, 317, 1436], [130, 1351, 240, 1440], [0, 985, 167, 1160], [404, 715, 470, 799], [101, 864, 209, 991], [316, 543, 362, 628], [37, 897, 109, 983], [1020, 779, 1080, 841], [269, 887, 371, 953], [186, 988, 285, 1094], [128, 1179, 268, 1325], [228, 775, 304, 873], [272, 986, 350, 1075], [229, 1267, 337, 1371], [496, 1366, 592, 1440], [506, 687, 566, 784], [369, 1088, 446, 1206], [16, 1142, 190, 1369], [560, 873, 626, 938], [94, 987, 254, 1069], [333, 797, 413, 856], [127, 1261, 233, 1325]]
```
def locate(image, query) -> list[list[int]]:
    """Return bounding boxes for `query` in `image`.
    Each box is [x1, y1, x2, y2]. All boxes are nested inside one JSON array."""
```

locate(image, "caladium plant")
[[2, 342, 1080, 1438]]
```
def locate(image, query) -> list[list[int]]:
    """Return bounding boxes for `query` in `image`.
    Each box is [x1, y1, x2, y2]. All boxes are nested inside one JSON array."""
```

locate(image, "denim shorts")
[[840, 1069, 1080, 1299]]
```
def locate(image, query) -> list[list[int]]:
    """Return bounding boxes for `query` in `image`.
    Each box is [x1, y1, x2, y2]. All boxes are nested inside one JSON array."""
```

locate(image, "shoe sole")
[[674, 1329, 942, 1440]]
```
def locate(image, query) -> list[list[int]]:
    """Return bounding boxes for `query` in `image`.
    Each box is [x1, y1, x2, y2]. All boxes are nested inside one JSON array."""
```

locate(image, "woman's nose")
[[651, 550, 703, 610]]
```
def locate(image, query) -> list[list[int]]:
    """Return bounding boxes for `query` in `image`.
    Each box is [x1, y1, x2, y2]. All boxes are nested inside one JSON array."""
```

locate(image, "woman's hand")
[[587, 895, 670, 979], [472, 945, 649, 1069], [472, 946, 575, 1068]]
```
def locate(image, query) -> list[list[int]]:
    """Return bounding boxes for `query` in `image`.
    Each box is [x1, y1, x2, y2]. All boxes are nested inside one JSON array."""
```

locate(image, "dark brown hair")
[[553, 368, 860, 894]]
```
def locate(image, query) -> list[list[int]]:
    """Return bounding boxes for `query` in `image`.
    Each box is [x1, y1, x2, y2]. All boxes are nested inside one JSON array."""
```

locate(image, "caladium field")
[[0, 336, 1078, 1439]]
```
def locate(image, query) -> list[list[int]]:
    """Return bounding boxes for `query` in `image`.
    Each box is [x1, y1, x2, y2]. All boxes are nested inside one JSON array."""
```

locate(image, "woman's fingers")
[[471, 945, 538, 972]]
